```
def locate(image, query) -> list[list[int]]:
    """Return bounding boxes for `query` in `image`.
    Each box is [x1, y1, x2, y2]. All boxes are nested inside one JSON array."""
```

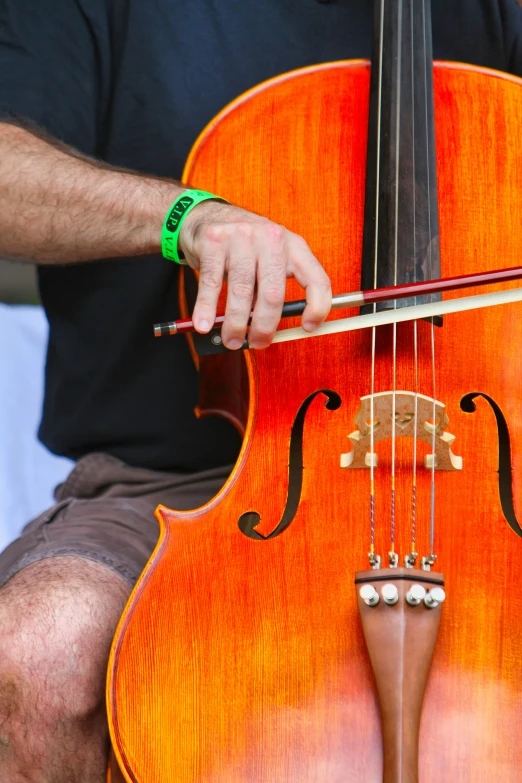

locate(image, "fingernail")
[[249, 341, 267, 350], [198, 319, 210, 332], [303, 321, 319, 332], [226, 338, 243, 350]]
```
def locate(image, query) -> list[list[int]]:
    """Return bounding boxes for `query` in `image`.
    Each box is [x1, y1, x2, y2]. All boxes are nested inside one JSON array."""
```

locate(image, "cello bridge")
[[340, 391, 462, 471]]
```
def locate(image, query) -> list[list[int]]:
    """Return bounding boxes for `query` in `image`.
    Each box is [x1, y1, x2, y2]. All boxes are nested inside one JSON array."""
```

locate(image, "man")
[[0, 1, 521, 780]]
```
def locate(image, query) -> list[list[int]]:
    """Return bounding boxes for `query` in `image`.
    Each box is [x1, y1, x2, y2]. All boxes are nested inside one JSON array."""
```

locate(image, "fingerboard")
[[361, 0, 441, 312]]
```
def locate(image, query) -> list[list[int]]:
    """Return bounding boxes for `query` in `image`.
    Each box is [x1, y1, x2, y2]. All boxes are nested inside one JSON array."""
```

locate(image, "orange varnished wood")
[[108, 755, 126, 783], [108, 62, 522, 781]]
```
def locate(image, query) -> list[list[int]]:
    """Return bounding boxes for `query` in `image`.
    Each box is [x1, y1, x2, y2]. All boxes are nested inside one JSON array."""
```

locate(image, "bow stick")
[[153, 265, 522, 341]]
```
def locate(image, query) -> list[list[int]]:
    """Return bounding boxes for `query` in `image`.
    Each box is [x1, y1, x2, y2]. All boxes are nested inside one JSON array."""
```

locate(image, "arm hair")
[[0, 120, 184, 264]]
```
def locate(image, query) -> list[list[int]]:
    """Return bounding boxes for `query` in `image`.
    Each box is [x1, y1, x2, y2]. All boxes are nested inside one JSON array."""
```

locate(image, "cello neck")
[[361, 0, 441, 306]]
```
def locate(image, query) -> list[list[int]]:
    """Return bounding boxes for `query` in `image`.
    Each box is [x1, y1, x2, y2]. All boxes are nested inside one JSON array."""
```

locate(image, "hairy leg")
[[0, 556, 131, 783]]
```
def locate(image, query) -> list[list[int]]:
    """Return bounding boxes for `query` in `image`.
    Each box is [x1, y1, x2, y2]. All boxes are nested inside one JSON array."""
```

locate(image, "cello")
[[107, 0, 522, 779]]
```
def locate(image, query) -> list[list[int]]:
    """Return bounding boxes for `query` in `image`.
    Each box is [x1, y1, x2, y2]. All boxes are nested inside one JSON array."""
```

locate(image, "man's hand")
[[0, 124, 332, 347], [179, 201, 332, 350]]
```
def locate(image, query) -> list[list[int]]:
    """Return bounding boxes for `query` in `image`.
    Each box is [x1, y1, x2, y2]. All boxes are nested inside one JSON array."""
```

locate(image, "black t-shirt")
[[1, 0, 521, 471]]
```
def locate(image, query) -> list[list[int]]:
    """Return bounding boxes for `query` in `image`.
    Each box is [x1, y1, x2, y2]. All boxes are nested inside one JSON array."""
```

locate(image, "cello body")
[[108, 61, 522, 782]]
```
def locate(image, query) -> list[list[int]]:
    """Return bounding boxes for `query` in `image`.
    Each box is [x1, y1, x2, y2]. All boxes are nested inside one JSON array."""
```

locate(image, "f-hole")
[[238, 389, 342, 540], [461, 392, 522, 539]]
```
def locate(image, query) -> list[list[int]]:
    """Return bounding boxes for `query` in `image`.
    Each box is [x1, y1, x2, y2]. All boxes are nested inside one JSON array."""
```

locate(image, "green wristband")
[[161, 189, 226, 264]]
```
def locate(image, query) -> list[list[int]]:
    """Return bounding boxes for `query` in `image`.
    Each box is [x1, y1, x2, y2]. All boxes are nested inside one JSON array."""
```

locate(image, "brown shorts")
[[0, 453, 231, 588]]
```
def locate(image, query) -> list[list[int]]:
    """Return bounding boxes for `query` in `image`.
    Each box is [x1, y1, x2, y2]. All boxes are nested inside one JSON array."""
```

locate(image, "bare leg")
[[0, 556, 131, 783]]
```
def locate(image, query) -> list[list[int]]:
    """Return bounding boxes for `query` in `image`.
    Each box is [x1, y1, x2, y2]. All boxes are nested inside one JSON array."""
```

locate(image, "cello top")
[[108, 2, 522, 780]]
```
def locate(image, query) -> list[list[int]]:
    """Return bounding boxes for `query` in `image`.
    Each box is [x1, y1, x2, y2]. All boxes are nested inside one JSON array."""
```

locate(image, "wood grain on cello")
[[107, 9, 522, 782]]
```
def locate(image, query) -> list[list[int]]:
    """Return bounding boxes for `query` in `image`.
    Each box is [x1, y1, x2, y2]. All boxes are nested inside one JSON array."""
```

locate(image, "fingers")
[[248, 224, 286, 348], [231, 227, 330, 348], [192, 227, 226, 333], [221, 223, 257, 349], [286, 233, 332, 331], [184, 202, 332, 349]]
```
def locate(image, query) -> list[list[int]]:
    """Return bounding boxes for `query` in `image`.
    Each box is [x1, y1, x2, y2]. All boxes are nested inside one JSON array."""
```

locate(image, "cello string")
[[390, 0, 403, 558], [391, 323, 397, 556], [369, 0, 386, 562], [410, 0, 418, 560], [422, 0, 437, 558], [412, 321, 419, 555], [430, 321, 436, 556], [370, 327, 376, 558]]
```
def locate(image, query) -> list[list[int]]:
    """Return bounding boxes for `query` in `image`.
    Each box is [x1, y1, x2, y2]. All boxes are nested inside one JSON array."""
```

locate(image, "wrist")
[[161, 189, 228, 265], [142, 183, 187, 256], [177, 199, 225, 260]]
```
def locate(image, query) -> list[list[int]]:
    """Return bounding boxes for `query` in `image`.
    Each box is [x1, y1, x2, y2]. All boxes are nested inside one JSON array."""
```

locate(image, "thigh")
[[0, 556, 131, 722], [0, 493, 160, 589], [0, 453, 231, 589]]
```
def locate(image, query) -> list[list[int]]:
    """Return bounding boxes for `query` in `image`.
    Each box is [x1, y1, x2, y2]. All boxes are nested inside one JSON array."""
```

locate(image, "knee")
[[1, 610, 103, 725], [0, 558, 130, 726]]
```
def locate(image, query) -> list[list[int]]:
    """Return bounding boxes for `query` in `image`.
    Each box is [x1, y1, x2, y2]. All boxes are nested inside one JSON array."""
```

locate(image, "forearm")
[[0, 122, 332, 350], [0, 123, 183, 264]]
